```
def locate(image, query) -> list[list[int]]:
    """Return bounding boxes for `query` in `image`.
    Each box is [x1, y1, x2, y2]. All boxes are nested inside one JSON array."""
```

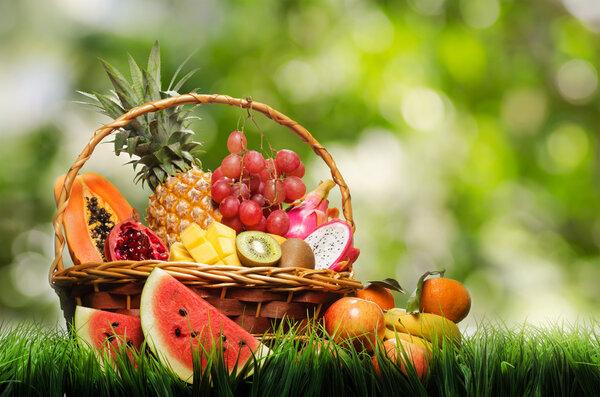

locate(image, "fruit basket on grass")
[[50, 89, 363, 336]]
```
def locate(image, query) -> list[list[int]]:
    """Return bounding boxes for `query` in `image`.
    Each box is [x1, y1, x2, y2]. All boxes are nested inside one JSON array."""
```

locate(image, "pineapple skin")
[[146, 166, 221, 247]]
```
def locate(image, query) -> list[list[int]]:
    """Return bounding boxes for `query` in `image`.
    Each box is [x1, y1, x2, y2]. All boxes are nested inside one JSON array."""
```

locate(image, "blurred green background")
[[1, 0, 600, 332]]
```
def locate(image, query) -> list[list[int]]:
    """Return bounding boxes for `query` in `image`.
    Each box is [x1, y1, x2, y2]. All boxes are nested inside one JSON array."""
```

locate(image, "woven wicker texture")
[[49, 94, 362, 333]]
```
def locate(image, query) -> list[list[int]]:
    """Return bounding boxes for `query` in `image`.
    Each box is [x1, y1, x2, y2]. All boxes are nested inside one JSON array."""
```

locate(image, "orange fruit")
[[356, 284, 395, 311], [419, 278, 471, 323]]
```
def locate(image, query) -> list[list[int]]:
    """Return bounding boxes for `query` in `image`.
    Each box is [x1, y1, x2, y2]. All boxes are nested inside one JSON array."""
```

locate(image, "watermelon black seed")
[[175, 328, 181, 337], [127, 340, 133, 347], [179, 308, 187, 316], [239, 340, 246, 346], [104, 333, 115, 342], [221, 335, 227, 342], [190, 331, 197, 338], [111, 322, 119, 327]]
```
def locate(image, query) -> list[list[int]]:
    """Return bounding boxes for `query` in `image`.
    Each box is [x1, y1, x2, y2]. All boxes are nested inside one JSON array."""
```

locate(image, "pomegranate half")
[[104, 209, 169, 261]]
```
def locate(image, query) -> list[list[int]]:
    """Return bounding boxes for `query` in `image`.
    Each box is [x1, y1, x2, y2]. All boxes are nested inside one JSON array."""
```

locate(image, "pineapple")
[[83, 42, 221, 246]]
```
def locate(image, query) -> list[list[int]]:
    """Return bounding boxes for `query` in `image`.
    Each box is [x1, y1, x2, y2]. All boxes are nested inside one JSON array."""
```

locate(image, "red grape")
[[231, 182, 250, 200], [211, 166, 224, 184], [245, 216, 267, 232], [248, 174, 263, 193], [221, 154, 243, 179], [266, 210, 290, 235], [219, 195, 240, 218], [283, 176, 306, 202], [261, 158, 279, 180], [286, 161, 305, 178], [250, 193, 266, 207], [239, 200, 262, 226], [227, 130, 247, 154], [276, 149, 300, 173], [263, 179, 286, 205], [211, 180, 232, 203], [221, 216, 244, 233], [243, 150, 266, 174]]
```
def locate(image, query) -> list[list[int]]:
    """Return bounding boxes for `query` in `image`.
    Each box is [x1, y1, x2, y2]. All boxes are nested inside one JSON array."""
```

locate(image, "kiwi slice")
[[279, 238, 315, 269], [236, 231, 282, 267]]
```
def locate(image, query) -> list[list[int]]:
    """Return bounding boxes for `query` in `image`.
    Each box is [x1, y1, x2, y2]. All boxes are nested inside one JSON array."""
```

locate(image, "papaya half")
[[54, 172, 132, 264]]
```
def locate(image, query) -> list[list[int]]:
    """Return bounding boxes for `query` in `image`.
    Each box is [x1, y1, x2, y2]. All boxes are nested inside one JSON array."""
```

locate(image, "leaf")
[[167, 49, 198, 91], [147, 41, 161, 91], [93, 92, 125, 119], [113, 131, 128, 154], [99, 59, 136, 110], [405, 269, 446, 314], [128, 54, 145, 104], [142, 70, 162, 103], [126, 136, 140, 157], [367, 278, 405, 293], [172, 68, 199, 93]]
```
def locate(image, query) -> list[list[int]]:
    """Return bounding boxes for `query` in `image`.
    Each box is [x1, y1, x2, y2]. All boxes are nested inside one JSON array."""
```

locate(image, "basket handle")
[[50, 93, 355, 283]]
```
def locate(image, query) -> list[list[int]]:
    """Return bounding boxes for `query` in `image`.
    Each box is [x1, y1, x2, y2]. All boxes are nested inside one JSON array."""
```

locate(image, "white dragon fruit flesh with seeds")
[[304, 219, 360, 272]]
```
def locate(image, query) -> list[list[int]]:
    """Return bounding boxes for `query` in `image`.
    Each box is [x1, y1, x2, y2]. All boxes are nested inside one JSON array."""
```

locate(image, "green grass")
[[0, 321, 599, 396]]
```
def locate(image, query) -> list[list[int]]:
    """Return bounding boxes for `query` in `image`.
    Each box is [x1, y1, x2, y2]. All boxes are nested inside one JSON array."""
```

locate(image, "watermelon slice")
[[74, 306, 144, 365], [140, 267, 271, 383]]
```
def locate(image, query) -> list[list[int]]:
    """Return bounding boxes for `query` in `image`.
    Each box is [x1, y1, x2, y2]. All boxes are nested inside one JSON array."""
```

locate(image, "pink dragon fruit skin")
[[285, 180, 336, 240], [304, 219, 360, 272]]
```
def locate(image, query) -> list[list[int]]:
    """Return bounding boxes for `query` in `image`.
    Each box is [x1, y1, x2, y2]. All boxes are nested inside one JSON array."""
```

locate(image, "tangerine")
[[356, 284, 395, 311], [419, 278, 471, 323]]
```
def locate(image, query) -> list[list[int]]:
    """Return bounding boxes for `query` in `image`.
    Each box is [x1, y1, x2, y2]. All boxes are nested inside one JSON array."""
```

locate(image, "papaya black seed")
[[175, 328, 181, 337], [179, 308, 187, 316]]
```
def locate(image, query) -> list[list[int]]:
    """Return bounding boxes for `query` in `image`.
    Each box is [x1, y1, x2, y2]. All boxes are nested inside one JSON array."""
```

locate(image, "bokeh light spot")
[[401, 88, 445, 132], [544, 123, 589, 172], [556, 59, 598, 103], [460, 0, 500, 29], [501, 87, 547, 135], [351, 9, 394, 54], [275, 60, 320, 103]]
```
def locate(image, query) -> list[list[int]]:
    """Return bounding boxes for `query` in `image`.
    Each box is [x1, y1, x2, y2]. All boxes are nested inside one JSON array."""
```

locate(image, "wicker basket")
[[50, 93, 363, 336]]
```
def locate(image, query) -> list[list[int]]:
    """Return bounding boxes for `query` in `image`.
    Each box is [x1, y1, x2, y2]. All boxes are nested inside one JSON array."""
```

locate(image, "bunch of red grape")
[[211, 130, 307, 235]]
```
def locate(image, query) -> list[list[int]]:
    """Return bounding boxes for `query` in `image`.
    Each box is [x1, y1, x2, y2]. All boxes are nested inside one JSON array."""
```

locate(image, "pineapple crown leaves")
[[80, 41, 203, 191]]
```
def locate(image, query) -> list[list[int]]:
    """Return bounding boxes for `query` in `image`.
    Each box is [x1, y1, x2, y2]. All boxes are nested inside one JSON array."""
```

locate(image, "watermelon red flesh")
[[74, 306, 144, 362], [140, 268, 268, 383]]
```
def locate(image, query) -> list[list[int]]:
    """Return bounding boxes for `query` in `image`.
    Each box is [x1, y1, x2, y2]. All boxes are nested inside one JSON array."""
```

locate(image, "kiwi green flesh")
[[236, 231, 282, 267], [279, 238, 315, 269]]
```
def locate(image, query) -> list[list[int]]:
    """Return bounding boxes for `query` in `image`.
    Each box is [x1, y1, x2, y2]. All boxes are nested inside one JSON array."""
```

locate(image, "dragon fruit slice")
[[304, 219, 360, 272], [285, 180, 336, 240]]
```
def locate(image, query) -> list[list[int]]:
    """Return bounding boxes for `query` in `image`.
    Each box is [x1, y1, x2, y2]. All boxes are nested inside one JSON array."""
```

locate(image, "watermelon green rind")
[[140, 267, 271, 383], [73, 305, 144, 365]]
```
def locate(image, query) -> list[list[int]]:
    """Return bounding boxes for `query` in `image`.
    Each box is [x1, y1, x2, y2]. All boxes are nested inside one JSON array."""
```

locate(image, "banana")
[[389, 312, 461, 347], [383, 328, 433, 350], [384, 309, 407, 330]]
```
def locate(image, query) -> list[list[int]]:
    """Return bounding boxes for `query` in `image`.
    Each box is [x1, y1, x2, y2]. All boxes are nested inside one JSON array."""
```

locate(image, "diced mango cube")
[[207, 221, 236, 240], [180, 223, 206, 251], [222, 253, 242, 267], [188, 241, 220, 264], [168, 242, 194, 262]]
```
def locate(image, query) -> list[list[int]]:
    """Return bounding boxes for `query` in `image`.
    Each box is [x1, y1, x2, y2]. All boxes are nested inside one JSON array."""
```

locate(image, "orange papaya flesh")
[[54, 172, 132, 264]]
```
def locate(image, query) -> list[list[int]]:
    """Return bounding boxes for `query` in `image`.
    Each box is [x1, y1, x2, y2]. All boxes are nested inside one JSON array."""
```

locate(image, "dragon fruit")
[[285, 180, 336, 239], [304, 219, 360, 272]]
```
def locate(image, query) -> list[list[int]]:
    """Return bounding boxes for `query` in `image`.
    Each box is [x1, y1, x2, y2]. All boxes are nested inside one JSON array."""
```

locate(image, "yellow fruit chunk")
[[268, 233, 287, 245], [180, 223, 207, 251], [188, 241, 220, 265], [168, 242, 194, 262], [180, 221, 241, 266], [207, 221, 236, 240], [222, 253, 242, 267]]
